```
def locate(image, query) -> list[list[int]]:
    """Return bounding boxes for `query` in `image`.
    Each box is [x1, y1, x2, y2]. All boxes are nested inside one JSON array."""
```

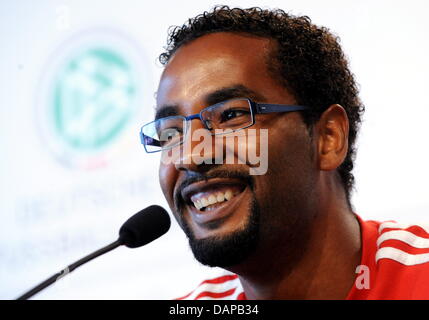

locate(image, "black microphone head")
[[119, 205, 171, 248]]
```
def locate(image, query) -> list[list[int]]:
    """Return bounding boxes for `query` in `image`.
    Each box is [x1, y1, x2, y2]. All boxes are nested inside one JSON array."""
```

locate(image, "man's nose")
[[174, 119, 221, 172]]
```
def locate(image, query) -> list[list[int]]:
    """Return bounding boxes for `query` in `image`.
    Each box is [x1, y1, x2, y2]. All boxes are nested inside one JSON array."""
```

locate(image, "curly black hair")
[[159, 6, 364, 205]]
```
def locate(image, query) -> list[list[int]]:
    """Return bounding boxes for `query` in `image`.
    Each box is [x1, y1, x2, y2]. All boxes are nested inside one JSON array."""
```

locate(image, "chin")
[[184, 198, 261, 268]]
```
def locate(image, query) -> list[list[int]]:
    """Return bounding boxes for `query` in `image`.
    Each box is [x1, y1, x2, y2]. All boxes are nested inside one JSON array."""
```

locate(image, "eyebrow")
[[155, 105, 178, 120], [205, 84, 265, 106], [154, 84, 266, 120]]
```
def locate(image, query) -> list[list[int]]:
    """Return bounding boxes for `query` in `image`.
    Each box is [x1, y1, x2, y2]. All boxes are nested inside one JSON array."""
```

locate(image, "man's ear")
[[316, 104, 349, 171]]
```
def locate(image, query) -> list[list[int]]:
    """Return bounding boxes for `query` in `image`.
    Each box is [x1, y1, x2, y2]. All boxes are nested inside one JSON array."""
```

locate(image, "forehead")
[[156, 32, 287, 110]]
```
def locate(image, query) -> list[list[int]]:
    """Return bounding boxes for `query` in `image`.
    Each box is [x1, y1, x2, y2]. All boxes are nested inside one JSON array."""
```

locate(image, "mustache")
[[174, 169, 255, 213]]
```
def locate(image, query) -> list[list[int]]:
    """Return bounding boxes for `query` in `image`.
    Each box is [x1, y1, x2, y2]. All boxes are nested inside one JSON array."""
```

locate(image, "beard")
[[181, 197, 260, 268], [173, 169, 260, 268]]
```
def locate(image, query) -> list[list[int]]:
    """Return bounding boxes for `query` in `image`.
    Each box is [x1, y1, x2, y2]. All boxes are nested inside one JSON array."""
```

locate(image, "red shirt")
[[177, 215, 429, 300]]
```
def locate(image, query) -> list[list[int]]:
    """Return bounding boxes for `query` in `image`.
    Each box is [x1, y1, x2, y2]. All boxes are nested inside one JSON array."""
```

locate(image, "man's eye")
[[220, 109, 249, 122], [159, 127, 182, 141]]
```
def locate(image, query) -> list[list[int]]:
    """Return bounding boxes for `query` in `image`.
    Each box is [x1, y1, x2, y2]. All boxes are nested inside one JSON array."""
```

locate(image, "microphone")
[[16, 205, 171, 300]]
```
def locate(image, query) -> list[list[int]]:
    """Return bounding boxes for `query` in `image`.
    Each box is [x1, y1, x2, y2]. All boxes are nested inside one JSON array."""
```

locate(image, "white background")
[[0, 0, 428, 299]]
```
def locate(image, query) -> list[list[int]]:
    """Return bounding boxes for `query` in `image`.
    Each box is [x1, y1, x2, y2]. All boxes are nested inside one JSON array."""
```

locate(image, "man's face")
[[156, 32, 317, 267]]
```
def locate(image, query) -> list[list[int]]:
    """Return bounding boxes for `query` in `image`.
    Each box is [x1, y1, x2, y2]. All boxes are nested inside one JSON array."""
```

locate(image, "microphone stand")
[[17, 239, 123, 300]]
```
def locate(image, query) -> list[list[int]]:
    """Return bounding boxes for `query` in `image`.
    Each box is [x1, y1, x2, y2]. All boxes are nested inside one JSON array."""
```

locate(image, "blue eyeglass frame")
[[140, 98, 309, 153]]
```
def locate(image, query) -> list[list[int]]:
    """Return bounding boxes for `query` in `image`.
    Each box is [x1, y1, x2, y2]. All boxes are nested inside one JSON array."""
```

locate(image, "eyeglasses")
[[140, 98, 308, 153]]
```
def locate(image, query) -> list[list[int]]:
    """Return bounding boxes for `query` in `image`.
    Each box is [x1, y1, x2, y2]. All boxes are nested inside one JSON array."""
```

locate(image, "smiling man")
[[140, 6, 429, 299]]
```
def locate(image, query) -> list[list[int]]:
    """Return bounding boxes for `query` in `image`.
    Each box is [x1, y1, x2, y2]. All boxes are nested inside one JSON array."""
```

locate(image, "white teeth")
[[201, 198, 209, 207], [192, 189, 238, 210], [208, 195, 217, 205], [224, 190, 233, 201]]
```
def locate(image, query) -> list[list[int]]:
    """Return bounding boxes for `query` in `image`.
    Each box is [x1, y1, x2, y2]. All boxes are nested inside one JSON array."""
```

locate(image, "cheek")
[[265, 120, 314, 179], [159, 163, 177, 206], [253, 125, 316, 223]]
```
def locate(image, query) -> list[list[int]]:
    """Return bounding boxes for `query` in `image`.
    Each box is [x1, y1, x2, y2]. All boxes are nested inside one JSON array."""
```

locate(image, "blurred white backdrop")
[[0, 0, 428, 299]]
